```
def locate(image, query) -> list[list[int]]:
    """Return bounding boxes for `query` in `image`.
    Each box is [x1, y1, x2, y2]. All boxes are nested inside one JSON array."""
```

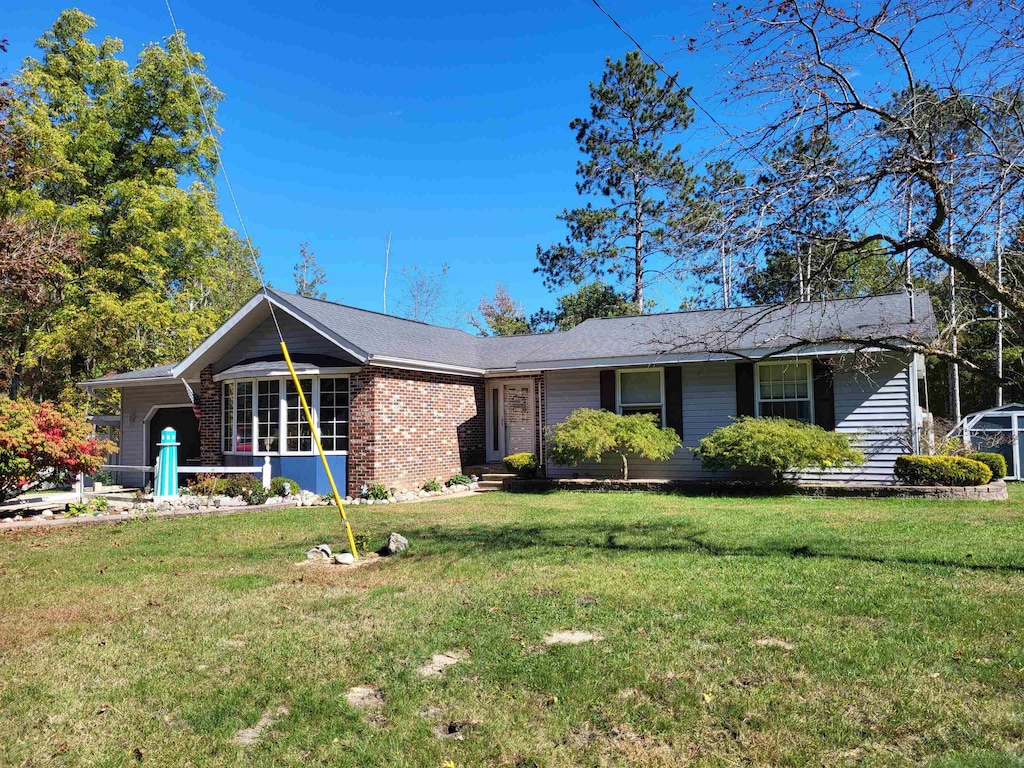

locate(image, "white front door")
[[486, 379, 536, 462]]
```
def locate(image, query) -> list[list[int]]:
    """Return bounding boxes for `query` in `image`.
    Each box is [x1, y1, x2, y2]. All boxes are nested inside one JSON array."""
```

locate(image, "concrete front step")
[[481, 473, 515, 481], [476, 480, 507, 491]]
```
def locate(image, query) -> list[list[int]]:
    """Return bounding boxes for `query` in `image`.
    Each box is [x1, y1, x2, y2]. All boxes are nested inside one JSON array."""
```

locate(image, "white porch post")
[[262, 455, 272, 489]]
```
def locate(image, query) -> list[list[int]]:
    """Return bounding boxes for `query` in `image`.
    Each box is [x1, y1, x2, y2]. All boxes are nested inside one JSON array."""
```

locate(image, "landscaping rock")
[[334, 552, 355, 565], [306, 544, 332, 560], [385, 532, 408, 556]]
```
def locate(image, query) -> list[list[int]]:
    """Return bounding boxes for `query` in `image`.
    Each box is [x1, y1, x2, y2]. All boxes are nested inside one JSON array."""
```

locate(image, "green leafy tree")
[[547, 408, 681, 480], [293, 241, 328, 300], [536, 51, 697, 312], [469, 282, 530, 336], [6, 10, 259, 401], [0, 397, 114, 502], [531, 280, 639, 332], [694, 417, 863, 483]]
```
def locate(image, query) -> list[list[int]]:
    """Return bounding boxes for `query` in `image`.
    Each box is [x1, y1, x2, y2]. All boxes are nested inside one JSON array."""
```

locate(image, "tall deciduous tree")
[[536, 51, 697, 312], [690, 0, 1024, 404], [395, 263, 449, 323], [469, 282, 530, 336], [531, 280, 639, 332], [293, 241, 328, 300], [6, 10, 259, 401]]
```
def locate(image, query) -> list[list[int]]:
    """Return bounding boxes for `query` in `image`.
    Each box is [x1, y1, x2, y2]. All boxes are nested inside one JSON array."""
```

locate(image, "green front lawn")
[[1, 490, 1023, 766]]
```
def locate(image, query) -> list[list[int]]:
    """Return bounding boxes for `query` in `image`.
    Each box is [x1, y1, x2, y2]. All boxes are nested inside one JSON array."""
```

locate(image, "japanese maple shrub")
[[0, 398, 114, 502], [695, 417, 863, 484], [547, 408, 681, 481]]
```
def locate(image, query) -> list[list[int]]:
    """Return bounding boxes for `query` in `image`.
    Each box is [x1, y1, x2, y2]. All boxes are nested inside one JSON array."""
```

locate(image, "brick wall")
[[198, 365, 222, 465], [347, 366, 485, 495]]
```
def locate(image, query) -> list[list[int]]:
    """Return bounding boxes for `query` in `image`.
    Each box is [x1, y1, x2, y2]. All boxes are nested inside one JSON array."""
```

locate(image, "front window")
[[618, 368, 664, 425], [319, 377, 350, 451], [257, 380, 280, 453], [223, 375, 349, 455], [756, 360, 812, 421], [285, 378, 313, 453]]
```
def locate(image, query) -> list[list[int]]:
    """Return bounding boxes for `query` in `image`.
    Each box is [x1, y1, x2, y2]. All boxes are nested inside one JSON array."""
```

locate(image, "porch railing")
[[95, 454, 272, 492]]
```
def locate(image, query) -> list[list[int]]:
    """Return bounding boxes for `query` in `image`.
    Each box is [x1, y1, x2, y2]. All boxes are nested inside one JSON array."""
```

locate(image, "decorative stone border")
[[0, 488, 481, 532], [503, 477, 1009, 501]]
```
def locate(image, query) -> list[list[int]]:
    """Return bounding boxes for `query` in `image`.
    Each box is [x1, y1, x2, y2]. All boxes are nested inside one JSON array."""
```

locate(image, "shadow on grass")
[[407, 519, 1024, 574]]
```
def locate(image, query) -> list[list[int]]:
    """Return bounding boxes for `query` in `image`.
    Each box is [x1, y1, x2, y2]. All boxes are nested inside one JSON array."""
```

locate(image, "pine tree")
[[293, 241, 328, 300], [536, 51, 696, 312]]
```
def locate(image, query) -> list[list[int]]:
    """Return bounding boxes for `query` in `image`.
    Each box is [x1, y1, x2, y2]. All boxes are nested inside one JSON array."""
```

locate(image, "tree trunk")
[[995, 194, 1004, 407], [620, 452, 629, 481], [947, 167, 961, 423], [9, 333, 28, 400], [633, 174, 644, 312]]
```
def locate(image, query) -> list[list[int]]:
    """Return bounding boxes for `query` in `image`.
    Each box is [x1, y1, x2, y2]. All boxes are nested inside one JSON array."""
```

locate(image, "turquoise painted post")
[[154, 426, 180, 500]]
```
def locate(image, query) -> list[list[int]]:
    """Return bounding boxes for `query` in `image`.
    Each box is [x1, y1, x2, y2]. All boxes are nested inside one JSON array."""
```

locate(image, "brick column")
[[347, 368, 375, 497], [198, 365, 222, 465]]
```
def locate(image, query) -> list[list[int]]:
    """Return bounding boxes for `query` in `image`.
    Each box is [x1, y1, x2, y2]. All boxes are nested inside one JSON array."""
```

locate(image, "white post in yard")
[[262, 455, 272, 489], [76, 472, 84, 503]]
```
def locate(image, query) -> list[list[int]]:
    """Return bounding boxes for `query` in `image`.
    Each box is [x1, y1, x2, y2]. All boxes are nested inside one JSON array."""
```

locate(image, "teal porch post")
[[154, 426, 180, 500]]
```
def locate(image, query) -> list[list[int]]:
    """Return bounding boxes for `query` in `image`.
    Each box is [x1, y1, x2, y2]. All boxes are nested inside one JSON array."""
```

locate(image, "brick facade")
[[347, 366, 485, 495], [198, 365, 223, 465]]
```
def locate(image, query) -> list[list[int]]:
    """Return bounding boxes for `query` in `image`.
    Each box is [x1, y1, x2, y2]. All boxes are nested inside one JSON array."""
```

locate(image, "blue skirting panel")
[[251, 455, 347, 495]]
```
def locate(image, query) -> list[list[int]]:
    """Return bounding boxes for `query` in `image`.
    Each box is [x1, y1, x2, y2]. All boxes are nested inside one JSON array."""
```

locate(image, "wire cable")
[[163, 0, 284, 342]]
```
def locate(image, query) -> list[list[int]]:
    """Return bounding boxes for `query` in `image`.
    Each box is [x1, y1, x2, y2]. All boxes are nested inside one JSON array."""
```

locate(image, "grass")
[[1, 490, 1023, 767]]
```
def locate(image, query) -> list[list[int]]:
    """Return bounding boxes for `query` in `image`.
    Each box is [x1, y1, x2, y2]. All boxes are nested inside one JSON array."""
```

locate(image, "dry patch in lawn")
[[543, 629, 604, 645], [416, 650, 469, 678], [753, 637, 796, 650], [231, 706, 289, 746]]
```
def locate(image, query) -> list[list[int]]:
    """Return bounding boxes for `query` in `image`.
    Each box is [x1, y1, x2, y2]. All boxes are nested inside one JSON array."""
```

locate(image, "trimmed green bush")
[[694, 417, 863, 482], [971, 452, 1007, 481], [893, 455, 992, 486], [220, 473, 263, 498], [502, 452, 538, 477], [547, 409, 681, 480], [447, 474, 473, 487], [270, 476, 300, 497]]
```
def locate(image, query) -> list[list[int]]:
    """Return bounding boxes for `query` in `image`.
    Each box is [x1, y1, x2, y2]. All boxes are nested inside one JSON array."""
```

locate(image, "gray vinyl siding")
[[214, 314, 357, 373], [797, 355, 913, 483], [118, 383, 192, 487], [545, 356, 914, 483], [544, 362, 736, 481]]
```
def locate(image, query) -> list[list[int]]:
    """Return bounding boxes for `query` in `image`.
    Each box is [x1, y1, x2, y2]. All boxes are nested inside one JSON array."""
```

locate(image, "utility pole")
[[382, 232, 392, 314]]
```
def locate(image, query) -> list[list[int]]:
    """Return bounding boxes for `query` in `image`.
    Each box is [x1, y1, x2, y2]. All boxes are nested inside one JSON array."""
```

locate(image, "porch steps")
[[476, 472, 516, 492]]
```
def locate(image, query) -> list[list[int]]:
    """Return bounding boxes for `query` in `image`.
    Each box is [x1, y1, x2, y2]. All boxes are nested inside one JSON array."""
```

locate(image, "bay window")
[[755, 360, 812, 421], [617, 368, 665, 425], [222, 375, 348, 455]]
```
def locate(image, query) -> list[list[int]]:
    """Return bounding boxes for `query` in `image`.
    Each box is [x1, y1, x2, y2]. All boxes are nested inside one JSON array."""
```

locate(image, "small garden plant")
[[547, 408, 681, 480], [270, 477, 299, 497], [447, 474, 472, 487], [422, 478, 442, 492], [365, 483, 391, 500], [502, 452, 538, 477], [695, 417, 863, 483]]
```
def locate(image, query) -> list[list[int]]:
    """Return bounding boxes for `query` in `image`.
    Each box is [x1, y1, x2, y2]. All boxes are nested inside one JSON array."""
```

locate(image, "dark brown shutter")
[[599, 369, 616, 412], [735, 362, 755, 418], [812, 359, 836, 430], [664, 365, 683, 438]]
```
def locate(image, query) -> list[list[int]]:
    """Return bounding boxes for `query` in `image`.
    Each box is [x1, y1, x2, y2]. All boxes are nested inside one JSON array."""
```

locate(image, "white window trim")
[[754, 360, 814, 422], [615, 367, 666, 425], [221, 374, 349, 457]]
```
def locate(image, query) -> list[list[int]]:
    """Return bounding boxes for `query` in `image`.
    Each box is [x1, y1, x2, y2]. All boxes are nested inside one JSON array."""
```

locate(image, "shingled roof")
[[80, 289, 936, 388]]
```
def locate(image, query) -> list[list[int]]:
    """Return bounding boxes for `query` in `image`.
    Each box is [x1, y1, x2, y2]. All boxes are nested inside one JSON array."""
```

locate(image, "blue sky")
[[3, 1, 725, 325]]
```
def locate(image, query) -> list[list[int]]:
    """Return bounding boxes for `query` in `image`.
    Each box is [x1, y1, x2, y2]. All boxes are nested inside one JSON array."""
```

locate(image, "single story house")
[[80, 289, 936, 494]]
